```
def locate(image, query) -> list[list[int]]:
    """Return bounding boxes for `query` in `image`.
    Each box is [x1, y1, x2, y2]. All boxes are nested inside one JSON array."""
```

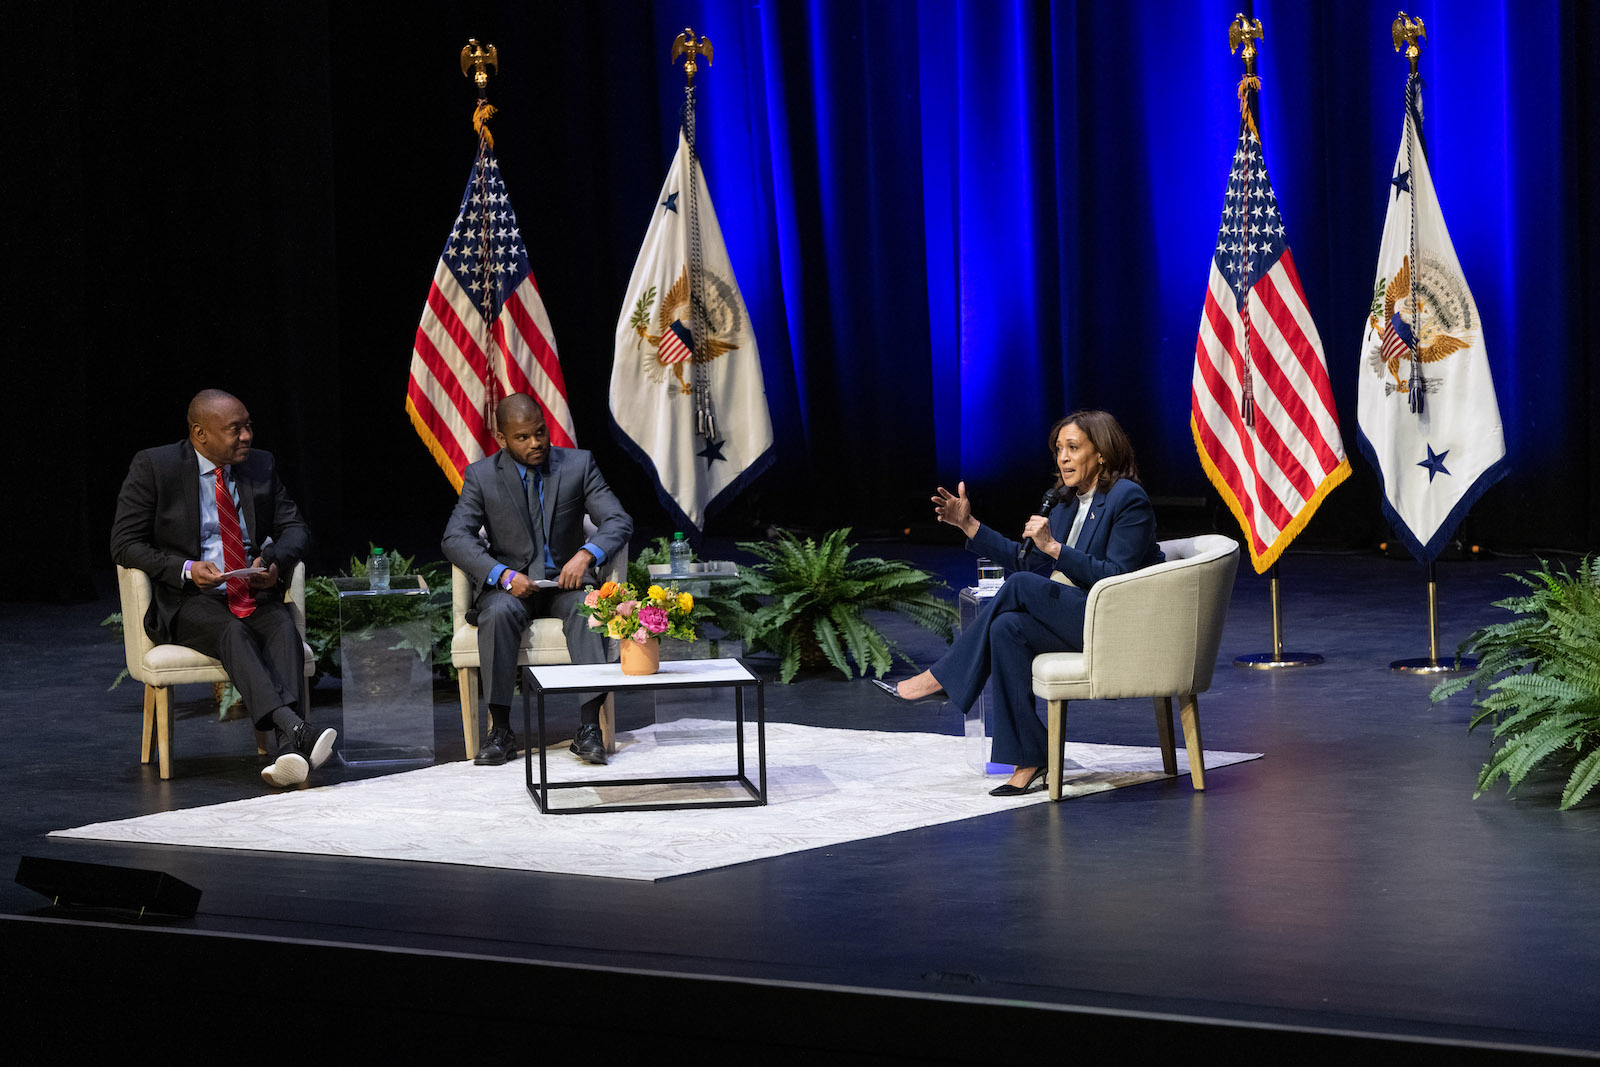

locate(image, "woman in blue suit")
[[880, 410, 1163, 795]]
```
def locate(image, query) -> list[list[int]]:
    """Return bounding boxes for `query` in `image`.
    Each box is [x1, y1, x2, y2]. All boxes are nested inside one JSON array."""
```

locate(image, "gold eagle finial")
[[460, 39, 499, 89], [1229, 14, 1264, 76], [1392, 12, 1425, 74], [671, 28, 713, 85]]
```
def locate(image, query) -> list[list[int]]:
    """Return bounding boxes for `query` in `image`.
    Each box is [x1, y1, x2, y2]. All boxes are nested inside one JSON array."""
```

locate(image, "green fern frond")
[[1561, 747, 1600, 809]]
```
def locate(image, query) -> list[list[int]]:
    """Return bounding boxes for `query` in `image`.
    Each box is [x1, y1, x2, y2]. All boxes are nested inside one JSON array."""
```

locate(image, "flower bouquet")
[[578, 581, 697, 674]]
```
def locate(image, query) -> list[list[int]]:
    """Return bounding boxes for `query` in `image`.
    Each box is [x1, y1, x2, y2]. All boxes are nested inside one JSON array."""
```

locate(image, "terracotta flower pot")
[[620, 636, 661, 676]]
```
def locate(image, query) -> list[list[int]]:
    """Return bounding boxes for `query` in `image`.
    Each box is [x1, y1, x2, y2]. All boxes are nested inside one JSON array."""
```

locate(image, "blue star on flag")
[[1391, 169, 1411, 200], [661, 191, 679, 214], [697, 436, 726, 468], [1417, 445, 1450, 481]]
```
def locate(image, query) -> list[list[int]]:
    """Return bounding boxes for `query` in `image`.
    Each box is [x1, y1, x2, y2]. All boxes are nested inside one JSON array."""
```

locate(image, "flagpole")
[[461, 39, 502, 431], [1222, 15, 1323, 672], [1383, 14, 1474, 676], [672, 28, 717, 443]]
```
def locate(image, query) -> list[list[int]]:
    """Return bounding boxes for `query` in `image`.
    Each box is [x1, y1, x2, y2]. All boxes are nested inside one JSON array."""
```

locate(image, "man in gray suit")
[[442, 393, 633, 766]]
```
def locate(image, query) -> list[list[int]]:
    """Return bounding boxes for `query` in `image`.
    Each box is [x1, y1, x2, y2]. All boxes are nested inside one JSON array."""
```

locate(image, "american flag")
[[407, 146, 574, 491], [1192, 112, 1349, 573]]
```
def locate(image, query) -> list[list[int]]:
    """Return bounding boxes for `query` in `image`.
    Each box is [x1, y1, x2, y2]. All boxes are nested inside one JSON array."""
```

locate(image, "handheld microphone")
[[1020, 485, 1063, 565]]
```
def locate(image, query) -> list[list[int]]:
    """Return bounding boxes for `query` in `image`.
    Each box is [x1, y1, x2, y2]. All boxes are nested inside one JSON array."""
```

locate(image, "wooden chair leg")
[[1047, 699, 1066, 801], [1179, 693, 1205, 790], [600, 693, 616, 754], [155, 686, 173, 780], [1153, 695, 1177, 775], [141, 685, 156, 764], [459, 667, 480, 760]]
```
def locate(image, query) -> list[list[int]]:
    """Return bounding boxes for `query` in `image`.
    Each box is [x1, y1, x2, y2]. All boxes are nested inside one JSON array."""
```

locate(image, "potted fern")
[[718, 527, 958, 683], [1430, 557, 1600, 809]]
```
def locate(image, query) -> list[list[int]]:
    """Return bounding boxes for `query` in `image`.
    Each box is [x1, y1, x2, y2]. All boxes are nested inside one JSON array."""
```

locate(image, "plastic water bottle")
[[668, 531, 692, 575], [369, 546, 391, 591]]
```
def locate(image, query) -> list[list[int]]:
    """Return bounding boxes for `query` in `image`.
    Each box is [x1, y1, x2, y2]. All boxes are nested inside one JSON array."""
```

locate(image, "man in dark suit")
[[111, 389, 334, 788], [442, 393, 633, 766]]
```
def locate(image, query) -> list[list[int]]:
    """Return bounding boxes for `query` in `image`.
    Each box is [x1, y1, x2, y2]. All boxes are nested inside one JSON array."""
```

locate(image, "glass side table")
[[641, 562, 745, 743], [334, 575, 440, 766], [958, 586, 1010, 777]]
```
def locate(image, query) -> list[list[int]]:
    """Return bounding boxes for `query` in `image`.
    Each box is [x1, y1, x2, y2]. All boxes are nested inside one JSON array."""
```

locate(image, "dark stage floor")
[[4, 545, 1598, 1060]]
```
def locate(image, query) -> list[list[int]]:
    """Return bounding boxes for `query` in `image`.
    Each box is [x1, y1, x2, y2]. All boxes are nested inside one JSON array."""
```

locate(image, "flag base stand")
[[1390, 656, 1475, 674], [1231, 566, 1323, 670], [1235, 651, 1323, 670], [1390, 562, 1473, 673]]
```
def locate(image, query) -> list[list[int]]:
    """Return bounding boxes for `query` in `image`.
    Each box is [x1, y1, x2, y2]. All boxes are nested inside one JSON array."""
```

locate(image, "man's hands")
[[558, 549, 595, 590], [190, 561, 225, 589], [191, 558, 276, 592], [932, 482, 981, 539], [505, 571, 540, 598], [504, 549, 594, 596], [247, 558, 278, 590]]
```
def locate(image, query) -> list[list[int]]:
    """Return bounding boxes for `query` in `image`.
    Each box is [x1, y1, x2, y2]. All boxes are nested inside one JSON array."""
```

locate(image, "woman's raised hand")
[[932, 482, 980, 538]]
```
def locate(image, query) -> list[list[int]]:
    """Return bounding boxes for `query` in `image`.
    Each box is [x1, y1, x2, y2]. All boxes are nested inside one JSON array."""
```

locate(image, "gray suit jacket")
[[441, 446, 632, 600], [110, 439, 311, 644]]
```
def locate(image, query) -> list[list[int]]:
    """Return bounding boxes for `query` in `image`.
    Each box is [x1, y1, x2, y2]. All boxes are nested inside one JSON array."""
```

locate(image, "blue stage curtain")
[[648, 0, 1595, 548]]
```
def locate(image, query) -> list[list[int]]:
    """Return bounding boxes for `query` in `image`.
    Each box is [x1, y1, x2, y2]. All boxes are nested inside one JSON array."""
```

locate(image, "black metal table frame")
[[521, 663, 766, 814]]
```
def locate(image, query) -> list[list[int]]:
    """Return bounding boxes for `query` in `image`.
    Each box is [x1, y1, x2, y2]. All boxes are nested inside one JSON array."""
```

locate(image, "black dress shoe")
[[570, 723, 607, 765], [475, 725, 519, 766], [870, 677, 948, 707], [989, 767, 1047, 797]]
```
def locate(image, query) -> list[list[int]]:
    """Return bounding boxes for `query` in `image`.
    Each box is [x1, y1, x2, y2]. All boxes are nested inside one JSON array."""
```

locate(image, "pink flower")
[[638, 605, 669, 634], [632, 628, 651, 644], [615, 599, 639, 620], [587, 616, 602, 629], [583, 590, 600, 609]]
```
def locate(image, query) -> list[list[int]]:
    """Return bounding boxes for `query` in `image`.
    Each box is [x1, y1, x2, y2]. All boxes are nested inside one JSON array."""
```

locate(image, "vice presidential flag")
[[1356, 77, 1506, 563], [407, 145, 574, 491], [611, 130, 773, 531], [1193, 105, 1350, 573]]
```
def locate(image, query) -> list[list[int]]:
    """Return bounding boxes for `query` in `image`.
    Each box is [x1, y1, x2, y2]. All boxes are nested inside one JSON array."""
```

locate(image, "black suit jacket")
[[110, 439, 311, 643]]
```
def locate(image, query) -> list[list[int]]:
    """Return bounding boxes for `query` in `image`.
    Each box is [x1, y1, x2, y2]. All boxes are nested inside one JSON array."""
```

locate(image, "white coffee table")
[[521, 658, 766, 813]]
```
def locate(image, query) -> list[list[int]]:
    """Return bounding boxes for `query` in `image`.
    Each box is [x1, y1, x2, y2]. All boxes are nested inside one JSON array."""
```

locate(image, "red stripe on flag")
[[1273, 251, 1341, 422], [1252, 275, 1342, 475], [505, 287, 568, 395], [406, 376, 472, 476], [1197, 282, 1296, 536], [427, 281, 491, 383], [413, 314, 492, 453]]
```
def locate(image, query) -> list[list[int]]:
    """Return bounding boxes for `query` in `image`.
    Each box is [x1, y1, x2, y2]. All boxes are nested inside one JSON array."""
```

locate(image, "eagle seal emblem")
[[627, 266, 743, 394], [1366, 251, 1476, 399]]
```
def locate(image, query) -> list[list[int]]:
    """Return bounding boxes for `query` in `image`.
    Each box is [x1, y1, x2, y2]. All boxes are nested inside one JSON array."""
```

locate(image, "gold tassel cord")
[[1236, 74, 1261, 139], [472, 101, 497, 148]]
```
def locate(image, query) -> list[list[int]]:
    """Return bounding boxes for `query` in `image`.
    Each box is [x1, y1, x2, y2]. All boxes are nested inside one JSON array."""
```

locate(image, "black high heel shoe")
[[870, 678, 948, 707], [989, 766, 1047, 797]]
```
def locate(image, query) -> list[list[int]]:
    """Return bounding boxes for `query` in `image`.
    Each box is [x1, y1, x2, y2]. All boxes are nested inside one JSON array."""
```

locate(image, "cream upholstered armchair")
[[1030, 534, 1239, 800], [450, 539, 627, 760], [115, 562, 315, 780]]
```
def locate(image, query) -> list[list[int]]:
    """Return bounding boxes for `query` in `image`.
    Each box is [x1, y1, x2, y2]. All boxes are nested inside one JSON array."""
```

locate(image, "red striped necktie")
[[212, 466, 256, 619]]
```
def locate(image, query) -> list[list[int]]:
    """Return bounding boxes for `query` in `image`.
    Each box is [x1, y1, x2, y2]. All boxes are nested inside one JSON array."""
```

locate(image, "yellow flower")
[[606, 616, 630, 639], [677, 591, 694, 613], [647, 585, 668, 603]]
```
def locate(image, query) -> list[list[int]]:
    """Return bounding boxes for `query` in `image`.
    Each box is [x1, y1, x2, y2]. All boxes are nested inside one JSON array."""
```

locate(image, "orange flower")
[[598, 581, 620, 599]]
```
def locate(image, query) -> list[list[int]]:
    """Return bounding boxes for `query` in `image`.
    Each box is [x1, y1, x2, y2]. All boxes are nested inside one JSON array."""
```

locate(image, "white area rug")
[[52, 721, 1260, 881]]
